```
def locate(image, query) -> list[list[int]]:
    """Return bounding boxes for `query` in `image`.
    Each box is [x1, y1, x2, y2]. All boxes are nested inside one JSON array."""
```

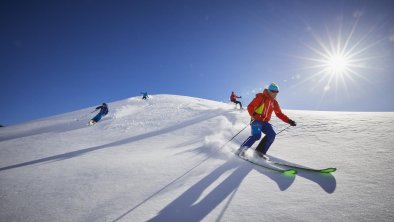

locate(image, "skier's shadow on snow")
[[0, 109, 227, 172], [269, 155, 337, 193], [0, 121, 88, 142], [146, 159, 295, 222]]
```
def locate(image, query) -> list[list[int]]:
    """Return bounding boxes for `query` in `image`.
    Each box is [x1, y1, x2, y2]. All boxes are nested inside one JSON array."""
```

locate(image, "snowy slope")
[[0, 94, 393, 222]]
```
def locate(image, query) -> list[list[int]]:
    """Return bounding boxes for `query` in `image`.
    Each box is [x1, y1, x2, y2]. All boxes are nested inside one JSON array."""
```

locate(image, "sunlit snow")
[[1, 94, 393, 221]]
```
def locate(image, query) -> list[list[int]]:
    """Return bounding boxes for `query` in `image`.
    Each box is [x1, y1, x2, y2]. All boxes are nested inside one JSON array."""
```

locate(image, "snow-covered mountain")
[[1, 94, 393, 222]]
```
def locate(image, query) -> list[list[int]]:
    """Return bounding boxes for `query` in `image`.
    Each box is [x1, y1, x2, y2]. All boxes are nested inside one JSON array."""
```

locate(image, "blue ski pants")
[[92, 113, 105, 123], [241, 120, 276, 153]]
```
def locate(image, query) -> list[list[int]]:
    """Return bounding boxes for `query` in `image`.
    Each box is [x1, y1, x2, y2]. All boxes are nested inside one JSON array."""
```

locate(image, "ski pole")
[[254, 125, 292, 152], [76, 110, 96, 121], [276, 125, 291, 136], [219, 122, 250, 150]]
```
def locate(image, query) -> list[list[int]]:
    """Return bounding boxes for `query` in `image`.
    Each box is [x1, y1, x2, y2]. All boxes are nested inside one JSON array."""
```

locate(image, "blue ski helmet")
[[268, 83, 279, 92]]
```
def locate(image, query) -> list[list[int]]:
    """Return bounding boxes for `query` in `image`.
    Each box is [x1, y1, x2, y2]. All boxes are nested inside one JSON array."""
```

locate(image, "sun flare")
[[294, 16, 381, 96], [326, 53, 350, 75]]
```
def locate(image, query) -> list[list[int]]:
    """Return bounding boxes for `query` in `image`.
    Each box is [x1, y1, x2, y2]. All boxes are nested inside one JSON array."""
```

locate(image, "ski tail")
[[282, 169, 297, 175]]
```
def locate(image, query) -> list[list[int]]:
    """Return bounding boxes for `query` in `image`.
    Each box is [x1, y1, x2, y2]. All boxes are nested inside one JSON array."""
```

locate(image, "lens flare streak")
[[293, 15, 384, 99]]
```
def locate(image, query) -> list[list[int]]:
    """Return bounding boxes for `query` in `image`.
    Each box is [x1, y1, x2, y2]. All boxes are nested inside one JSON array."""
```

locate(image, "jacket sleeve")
[[274, 101, 290, 123]]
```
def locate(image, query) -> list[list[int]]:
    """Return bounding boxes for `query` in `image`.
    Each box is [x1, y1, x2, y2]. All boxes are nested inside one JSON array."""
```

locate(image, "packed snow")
[[1, 94, 393, 222]]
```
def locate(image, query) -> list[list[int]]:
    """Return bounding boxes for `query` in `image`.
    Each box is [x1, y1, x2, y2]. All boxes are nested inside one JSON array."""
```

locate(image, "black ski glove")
[[288, 119, 296, 126]]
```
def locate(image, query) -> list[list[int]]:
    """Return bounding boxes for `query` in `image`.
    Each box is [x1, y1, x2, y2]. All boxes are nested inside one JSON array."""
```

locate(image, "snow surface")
[[1, 94, 393, 222]]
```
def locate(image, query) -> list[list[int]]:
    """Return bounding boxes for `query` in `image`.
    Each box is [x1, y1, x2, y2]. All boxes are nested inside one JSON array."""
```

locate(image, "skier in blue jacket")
[[141, 92, 149, 100], [89, 103, 109, 126]]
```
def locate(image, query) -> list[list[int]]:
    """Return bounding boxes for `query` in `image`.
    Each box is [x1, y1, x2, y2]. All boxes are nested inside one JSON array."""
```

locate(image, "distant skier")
[[230, 91, 243, 109], [141, 92, 149, 100], [238, 83, 296, 159], [88, 103, 109, 126]]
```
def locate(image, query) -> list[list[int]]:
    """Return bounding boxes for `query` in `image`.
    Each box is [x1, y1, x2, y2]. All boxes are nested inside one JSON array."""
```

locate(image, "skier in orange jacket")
[[239, 83, 296, 159]]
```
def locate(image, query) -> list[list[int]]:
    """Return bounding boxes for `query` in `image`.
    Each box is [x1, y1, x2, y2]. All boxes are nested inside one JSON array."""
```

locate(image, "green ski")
[[267, 160, 336, 173], [237, 155, 297, 175]]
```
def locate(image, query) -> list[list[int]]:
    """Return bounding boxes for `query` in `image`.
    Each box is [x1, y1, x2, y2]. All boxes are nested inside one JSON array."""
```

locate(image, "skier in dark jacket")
[[230, 91, 243, 109], [141, 92, 148, 100], [89, 103, 109, 126]]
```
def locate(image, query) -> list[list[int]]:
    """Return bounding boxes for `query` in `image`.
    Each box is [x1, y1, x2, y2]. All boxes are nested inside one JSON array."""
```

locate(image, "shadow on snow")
[[113, 158, 295, 222], [112, 154, 336, 221], [268, 155, 337, 193], [0, 109, 227, 172]]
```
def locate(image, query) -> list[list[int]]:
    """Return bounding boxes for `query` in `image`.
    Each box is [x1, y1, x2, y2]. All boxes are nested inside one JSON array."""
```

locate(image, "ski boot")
[[255, 150, 270, 160]]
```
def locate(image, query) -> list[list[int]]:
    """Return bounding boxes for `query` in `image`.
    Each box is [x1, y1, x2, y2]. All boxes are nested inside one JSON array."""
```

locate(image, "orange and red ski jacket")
[[230, 92, 239, 102], [247, 89, 289, 123]]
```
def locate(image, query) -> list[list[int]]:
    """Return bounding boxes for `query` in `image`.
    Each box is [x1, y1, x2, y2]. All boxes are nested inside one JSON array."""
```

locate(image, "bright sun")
[[326, 54, 349, 75], [295, 15, 379, 95]]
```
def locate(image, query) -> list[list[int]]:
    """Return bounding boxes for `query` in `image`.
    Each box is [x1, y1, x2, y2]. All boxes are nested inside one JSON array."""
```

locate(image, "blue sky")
[[1, 0, 394, 125]]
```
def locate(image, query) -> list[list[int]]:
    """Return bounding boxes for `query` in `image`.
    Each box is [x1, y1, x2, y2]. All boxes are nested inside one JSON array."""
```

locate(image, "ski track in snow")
[[1, 94, 393, 222]]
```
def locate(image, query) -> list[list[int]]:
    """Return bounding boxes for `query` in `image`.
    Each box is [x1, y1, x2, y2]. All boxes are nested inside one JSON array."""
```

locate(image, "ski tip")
[[320, 168, 337, 173], [283, 169, 297, 175]]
